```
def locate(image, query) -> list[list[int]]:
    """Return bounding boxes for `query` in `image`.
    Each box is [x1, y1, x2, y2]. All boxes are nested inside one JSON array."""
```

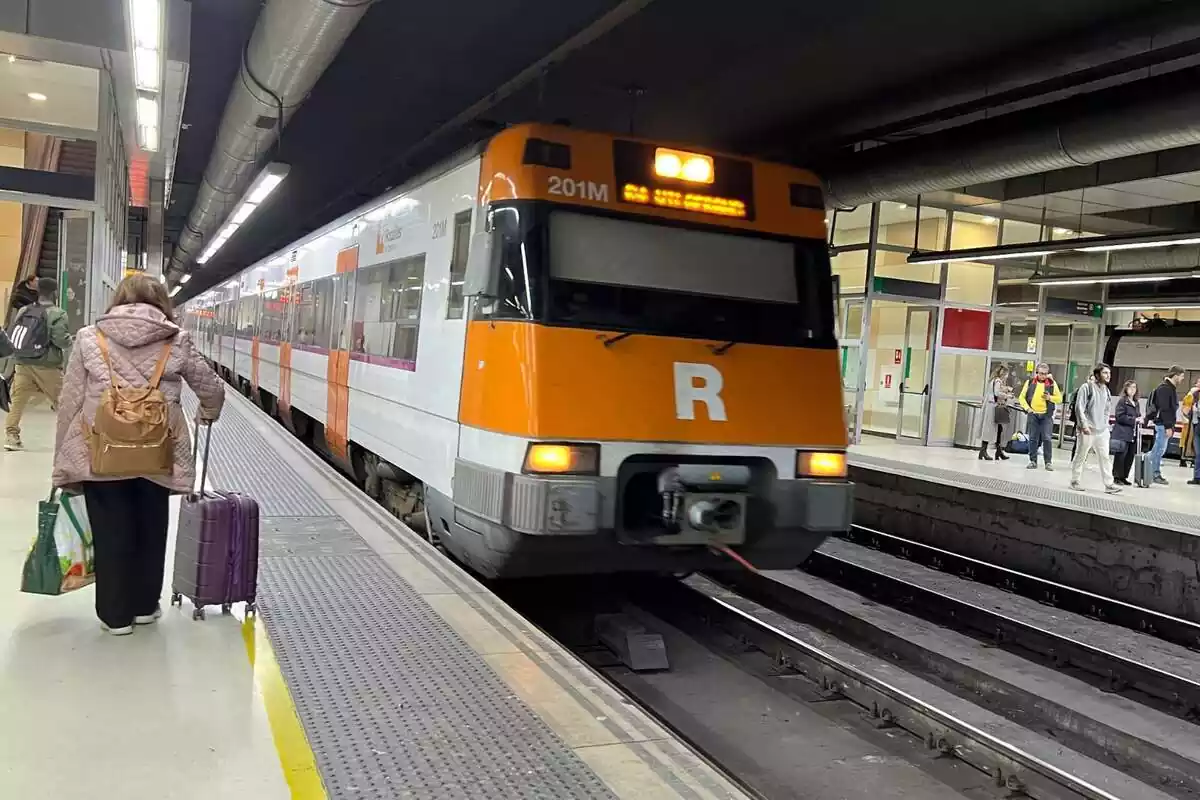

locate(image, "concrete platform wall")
[[851, 466, 1200, 622]]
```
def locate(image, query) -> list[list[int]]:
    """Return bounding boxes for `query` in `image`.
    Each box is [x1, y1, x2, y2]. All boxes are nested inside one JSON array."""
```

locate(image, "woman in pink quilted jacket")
[[53, 274, 225, 635]]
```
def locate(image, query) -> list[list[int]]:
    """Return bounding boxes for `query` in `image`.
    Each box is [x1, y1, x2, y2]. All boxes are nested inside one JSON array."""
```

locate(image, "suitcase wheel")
[[170, 592, 182, 607], [245, 601, 257, 616], [192, 606, 206, 621], [221, 603, 233, 616]]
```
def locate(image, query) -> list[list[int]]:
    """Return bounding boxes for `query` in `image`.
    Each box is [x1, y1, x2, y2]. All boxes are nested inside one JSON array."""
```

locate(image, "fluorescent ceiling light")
[[245, 165, 289, 204], [139, 124, 158, 153], [169, 285, 180, 297], [909, 250, 1053, 265], [130, 0, 160, 49], [1107, 303, 1200, 312], [1030, 272, 1191, 287], [1077, 236, 1200, 253], [27, 92, 46, 102], [179, 274, 191, 284], [193, 163, 288, 268], [134, 47, 159, 92], [224, 280, 239, 288], [136, 96, 158, 128], [230, 202, 257, 225]]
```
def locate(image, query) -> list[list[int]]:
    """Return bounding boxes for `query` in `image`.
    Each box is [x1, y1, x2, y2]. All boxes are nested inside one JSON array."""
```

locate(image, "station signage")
[[872, 276, 940, 300], [1045, 297, 1104, 317]]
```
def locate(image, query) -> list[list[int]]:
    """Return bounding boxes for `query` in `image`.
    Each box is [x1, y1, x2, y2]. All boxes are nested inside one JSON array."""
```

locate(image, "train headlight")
[[523, 443, 600, 476], [654, 148, 715, 185], [796, 451, 846, 479]]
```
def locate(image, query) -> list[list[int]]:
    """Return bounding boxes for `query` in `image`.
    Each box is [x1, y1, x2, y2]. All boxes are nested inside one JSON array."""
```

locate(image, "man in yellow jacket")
[[1018, 362, 1064, 471]]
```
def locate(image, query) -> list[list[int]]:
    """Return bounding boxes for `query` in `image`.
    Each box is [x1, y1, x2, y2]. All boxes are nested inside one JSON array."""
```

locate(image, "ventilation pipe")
[[822, 66, 1200, 209], [168, 0, 372, 277]]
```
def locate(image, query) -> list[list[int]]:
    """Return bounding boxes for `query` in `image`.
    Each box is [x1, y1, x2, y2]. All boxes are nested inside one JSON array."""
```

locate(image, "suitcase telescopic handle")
[[192, 419, 214, 497]]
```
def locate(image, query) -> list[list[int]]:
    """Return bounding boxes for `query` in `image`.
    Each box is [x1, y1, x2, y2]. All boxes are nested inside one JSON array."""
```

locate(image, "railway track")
[[199, 381, 1198, 799]]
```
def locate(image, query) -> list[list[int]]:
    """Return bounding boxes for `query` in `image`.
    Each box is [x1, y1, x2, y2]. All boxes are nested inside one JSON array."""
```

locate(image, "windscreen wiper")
[[709, 341, 736, 355], [600, 332, 636, 348]]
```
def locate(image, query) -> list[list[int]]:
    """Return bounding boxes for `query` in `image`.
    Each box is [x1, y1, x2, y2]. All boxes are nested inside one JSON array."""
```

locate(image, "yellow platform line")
[[242, 616, 328, 799]]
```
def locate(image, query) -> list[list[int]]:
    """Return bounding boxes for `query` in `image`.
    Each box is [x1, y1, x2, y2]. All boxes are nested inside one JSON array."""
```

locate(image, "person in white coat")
[[1070, 364, 1120, 494]]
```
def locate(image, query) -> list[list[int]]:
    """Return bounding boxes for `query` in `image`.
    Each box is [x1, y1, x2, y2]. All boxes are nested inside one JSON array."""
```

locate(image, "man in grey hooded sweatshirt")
[[1071, 363, 1120, 494]]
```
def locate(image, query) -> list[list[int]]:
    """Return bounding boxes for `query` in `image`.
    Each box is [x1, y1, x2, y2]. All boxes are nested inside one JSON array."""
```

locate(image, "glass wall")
[[834, 200, 1108, 449]]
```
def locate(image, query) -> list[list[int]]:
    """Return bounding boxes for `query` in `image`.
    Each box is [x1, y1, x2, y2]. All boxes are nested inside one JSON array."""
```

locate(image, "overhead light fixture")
[[1107, 303, 1200, 312], [126, 0, 163, 150], [27, 92, 46, 102], [979, 215, 997, 224], [179, 274, 191, 284], [909, 227, 1200, 267], [134, 47, 159, 92], [1030, 269, 1200, 287], [196, 162, 290, 265], [909, 248, 1053, 265], [1077, 236, 1200, 253], [169, 285, 181, 297]]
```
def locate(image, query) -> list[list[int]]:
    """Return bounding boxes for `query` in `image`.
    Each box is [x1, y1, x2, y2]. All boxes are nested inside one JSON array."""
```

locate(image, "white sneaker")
[[134, 606, 163, 626], [1069, 481, 1084, 491], [1105, 485, 1122, 494], [103, 624, 134, 636]]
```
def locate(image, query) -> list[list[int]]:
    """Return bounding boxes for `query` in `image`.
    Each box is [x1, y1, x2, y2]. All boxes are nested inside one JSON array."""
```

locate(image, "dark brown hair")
[[108, 273, 174, 322], [1121, 380, 1138, 400]]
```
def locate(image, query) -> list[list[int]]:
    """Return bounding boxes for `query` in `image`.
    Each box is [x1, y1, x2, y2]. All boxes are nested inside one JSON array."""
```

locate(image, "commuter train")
[[182, 123, 852, 578]]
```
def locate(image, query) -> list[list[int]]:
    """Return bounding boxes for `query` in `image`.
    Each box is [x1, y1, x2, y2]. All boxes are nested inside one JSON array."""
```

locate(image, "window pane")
[[950, 212, 999, 250], [945, 261, 994, 305], [831, 249, 867, 294], [446, 210, 471, 319], [352, 254, 425, 361]]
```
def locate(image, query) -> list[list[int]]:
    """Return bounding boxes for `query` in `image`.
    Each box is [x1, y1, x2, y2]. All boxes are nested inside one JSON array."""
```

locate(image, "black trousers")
[[83, 479, 171, 628], [1113, 443, 1135, 482]]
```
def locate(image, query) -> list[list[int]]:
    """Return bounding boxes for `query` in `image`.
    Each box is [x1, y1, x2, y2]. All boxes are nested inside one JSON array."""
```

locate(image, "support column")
[[146, 178, 165, 280]]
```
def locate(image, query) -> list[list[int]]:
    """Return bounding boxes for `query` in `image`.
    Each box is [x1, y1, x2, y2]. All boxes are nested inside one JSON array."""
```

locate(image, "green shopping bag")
[[21, 489, 95, 596]]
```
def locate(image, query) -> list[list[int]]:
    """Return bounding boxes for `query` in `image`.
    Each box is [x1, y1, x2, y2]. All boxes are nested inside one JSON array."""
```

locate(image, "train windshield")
[[481, 203, 835, 348]]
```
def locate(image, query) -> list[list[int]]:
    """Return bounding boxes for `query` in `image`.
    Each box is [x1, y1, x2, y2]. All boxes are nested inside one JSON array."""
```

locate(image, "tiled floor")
[[850, 435, 1200, 534], [0, 409, 289, 799]]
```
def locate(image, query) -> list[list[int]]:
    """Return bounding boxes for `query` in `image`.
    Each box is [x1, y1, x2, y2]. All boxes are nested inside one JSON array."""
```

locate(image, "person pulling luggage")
[[51, 274, 225, 636]]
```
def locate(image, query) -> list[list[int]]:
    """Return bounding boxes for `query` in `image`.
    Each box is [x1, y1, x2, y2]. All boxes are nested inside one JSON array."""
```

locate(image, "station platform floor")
[[1, 395, 746, 800], [849, 435, 1200, 536]]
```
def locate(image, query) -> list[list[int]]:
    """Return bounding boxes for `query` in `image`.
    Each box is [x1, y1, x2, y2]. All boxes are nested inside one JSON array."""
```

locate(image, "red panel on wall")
[[942, 308, 991, 350], [128, 155, 149, 207]]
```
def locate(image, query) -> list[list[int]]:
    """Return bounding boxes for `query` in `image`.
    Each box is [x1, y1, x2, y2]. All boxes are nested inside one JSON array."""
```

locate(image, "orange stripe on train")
[[459, 320, 847, 447]]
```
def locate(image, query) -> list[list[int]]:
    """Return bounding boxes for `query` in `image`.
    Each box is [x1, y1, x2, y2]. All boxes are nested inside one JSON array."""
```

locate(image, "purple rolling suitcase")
[[170, 421, 260, 620]]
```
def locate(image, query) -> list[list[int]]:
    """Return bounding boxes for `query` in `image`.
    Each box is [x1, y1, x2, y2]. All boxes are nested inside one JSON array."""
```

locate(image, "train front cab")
[[430, 126, 853, 578]]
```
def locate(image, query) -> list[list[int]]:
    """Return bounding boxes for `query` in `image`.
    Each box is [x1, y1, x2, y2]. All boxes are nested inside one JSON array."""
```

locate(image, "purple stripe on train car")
[[348, 352, 417, 372]]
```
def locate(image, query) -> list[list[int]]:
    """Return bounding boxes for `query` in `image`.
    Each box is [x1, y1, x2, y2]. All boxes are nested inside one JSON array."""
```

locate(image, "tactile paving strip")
[[181, 392, 334, 517], [851, 451, 1200, 532], [257, 552, 616, 800], [181, 392, 617, 798]]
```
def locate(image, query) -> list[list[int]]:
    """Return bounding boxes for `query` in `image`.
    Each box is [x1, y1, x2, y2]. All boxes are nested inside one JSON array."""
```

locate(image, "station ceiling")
[[169, 0, 1186, 297]]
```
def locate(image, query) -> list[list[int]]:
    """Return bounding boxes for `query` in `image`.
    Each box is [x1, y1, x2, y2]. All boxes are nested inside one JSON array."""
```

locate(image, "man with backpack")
[[1070, 364, 1120, 494], [4, 277, 71, 451]]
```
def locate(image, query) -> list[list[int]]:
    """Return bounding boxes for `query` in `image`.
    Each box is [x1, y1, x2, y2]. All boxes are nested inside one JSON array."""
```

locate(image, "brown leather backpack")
[[86, 331, 174, 477]]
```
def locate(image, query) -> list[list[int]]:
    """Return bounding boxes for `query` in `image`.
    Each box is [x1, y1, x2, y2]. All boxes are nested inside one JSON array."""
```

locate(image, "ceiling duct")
[[168, 0, 372, 277], [823, 66, 1200, 209]]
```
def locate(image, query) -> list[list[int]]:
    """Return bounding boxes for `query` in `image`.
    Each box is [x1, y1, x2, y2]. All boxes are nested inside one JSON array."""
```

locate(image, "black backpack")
[[1066, 385, 1082, 423], [8, 305, 51, 360]]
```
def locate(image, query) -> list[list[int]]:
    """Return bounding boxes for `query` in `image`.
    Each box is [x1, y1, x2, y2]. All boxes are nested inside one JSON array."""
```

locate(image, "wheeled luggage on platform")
[[170, 421, 259, 620], [1133, 426, 1151, 489]]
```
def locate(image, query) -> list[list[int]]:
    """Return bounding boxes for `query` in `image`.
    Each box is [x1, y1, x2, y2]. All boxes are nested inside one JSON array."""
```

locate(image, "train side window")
[[446, 210, 472, 320], [352, 254, 425, 361], [261, 290, 284, 344]]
